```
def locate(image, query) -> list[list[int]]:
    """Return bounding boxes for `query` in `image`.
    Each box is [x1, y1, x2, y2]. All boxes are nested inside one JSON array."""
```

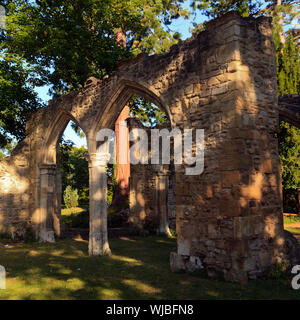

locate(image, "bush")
[[78, 187, 89, 206], [64, 185, 79, 208]]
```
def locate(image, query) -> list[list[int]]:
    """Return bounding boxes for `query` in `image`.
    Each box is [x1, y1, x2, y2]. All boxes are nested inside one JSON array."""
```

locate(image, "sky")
[[35, 7, 207, 148]]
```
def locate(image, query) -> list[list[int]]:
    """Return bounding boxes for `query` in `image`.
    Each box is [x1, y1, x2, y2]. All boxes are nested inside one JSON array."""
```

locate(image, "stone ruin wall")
[[0, 141, 31, 238], [170, 15, 287, 281], [127, 118, 176, 232], [0, 105, 65, 239], [0, 12, 299, 281]]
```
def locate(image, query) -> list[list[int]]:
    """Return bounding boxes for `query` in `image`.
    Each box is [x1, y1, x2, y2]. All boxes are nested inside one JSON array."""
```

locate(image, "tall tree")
[[0, 53, 42, 146], [276, 30, 300, 96], [192, 0, 261, 18], [0, 0, 192, 146], [1, 0, 189, 94], [60, 140, 89, 205], [276, 30, 300, 212]]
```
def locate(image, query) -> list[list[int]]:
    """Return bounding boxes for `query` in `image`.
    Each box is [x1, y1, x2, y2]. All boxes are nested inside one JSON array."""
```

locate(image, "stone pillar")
[[156, 169, 171, 235], [39, 164, 56, 242], [53, 168, 62, 237], [89, 152, 111, 256]]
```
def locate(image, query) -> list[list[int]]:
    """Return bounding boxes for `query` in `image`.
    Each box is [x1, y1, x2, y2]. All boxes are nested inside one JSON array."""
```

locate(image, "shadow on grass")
[[0, 236, 299, 300]]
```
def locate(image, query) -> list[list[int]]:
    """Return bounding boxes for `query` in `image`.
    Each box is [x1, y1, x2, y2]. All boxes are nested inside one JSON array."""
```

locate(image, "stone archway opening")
[[38, 114, 89, 243], [96, 91, 177, 241], [59, 121, 89, 240]]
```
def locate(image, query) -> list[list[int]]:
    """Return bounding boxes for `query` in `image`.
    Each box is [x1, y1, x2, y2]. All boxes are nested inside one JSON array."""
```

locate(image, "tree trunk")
[[274, 0, 286, 45], [113, 30, 131, 205]]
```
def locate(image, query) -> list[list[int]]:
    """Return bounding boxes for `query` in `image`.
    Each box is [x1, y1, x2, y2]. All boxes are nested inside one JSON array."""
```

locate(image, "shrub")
[[64, 185, 79, 208]]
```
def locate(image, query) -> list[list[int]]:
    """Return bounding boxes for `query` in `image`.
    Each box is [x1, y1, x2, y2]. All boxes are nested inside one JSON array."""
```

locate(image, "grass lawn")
[[285, 227, 300, 235], [61, 207, 87, 216], [61, 207, 89, 228], [283, 215, 300, 225], [0, 236, 299, 300]]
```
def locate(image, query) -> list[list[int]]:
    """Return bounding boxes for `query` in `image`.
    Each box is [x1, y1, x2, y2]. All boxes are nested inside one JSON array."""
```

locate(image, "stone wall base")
[[170, 252, 204, 273], [39, 231, 55, 243], [171, 232, 300, 283]]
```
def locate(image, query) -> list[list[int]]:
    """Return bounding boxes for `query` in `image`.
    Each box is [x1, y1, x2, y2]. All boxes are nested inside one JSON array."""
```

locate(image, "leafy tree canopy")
[[193, 0, 298, 20], [129, 95, 169, 127], [0, 0, 199, 146], [0, 53, 42, 145], [276, 30, 300, 192], [1, 0, 191, 95], [60, 140, 89, 205]]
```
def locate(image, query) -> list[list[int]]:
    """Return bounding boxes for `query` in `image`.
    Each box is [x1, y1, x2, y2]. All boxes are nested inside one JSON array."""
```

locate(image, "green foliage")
[[63, 185, 79, 208], [194, 0, 298, 19], [1, 0, 191, 93], [0, 140, 17, 160], [169, 228, 177, 238], [0, 149, 5, 160], [279, 121, 300, 190], [193, 0, 261, 18], [107, 185, 114, 207], [276, 31, 300, 96], [60, 139, 89, 205], [0, 53, 42, 147], [60, 140, 119, 208], [62, 207, 89, 228], [273, 18, 300, 213], [107, 163, 118, 206], [129, 95, 169, 127], [277, 32, 300, 212], [0, 0, 194, 144], [283, 214, 300, 224]]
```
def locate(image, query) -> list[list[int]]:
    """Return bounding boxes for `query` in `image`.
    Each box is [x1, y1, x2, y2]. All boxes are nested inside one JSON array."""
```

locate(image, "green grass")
[[61, 207, 87, 216], [283, 215, 300, 225], [61, 207, 89, 228], [61, 206, 129, 229], [285, 227, 300, 235], [0, 236, 299, 300]]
